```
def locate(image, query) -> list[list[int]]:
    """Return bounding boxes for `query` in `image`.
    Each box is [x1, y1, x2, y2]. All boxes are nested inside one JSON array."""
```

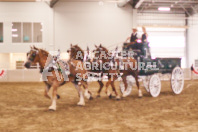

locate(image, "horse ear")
[[99, 44, 102, 47], [87, 46, 89, 51], [70, 43, 72, 47], [33, 46, 39, 50], [95, 45, 98, 48]]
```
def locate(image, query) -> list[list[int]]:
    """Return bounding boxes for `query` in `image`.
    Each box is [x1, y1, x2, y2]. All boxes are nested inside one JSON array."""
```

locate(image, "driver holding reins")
[[124, 27, 140, 50]]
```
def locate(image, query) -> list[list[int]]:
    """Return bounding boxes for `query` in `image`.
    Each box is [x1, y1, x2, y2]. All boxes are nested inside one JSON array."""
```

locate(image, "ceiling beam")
[[137, 25, 188, 29], [142, 3, 196, 6], [50, 0, 58, 8], [139, 3, 148, 13], [144, 0, 198, 4], [117, 0, 129, 7], [180, 4, 191, 16], [135, 0, 144, 9], [142, 5, 194, 9], [191, 5, 198, 14]]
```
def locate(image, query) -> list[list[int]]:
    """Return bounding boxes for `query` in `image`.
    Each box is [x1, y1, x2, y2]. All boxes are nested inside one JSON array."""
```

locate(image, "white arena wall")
[[0, 69, 41, 82], [54, 1, 135, 51]]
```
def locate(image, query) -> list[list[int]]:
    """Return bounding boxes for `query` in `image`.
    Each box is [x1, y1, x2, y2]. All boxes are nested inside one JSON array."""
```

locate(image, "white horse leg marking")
[[138, 89, 143, 97], [116, 95, 121, 100], [48, 86, 57, 111], [122, 90, 128, 97], [49, 98, 56, 110], [74, 84, 85, 106]]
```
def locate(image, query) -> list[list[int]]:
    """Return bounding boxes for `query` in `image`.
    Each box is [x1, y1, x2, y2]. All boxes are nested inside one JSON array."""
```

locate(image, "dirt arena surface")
[[0, 80, 198, 132]]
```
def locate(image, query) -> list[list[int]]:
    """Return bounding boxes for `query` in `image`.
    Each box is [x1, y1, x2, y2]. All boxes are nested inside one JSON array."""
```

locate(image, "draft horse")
[[24, 46, 92, 111], [93, 44, 142, 98]]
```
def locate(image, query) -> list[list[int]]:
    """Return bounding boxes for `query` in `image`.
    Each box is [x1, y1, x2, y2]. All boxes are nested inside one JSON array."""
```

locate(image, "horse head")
[[25, 46, 49, 69], [67, 44, 84, 61], [93, 44, 109, 63]]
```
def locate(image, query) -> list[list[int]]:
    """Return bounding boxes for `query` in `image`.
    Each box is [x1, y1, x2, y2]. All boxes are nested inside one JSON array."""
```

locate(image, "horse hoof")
[[48, 109, 55, 111], [116, 96, 121, 100], [109, 94, 113, 99], [89, 96, 94, 100], [77, 102, 85, 106], [48, 106, 56, 111], [116, 98, 121, 101], [138, 94, 143, 98], [122, 92, 128, 98], [96, 95, 101, 98], [57, 94, 60, 99]]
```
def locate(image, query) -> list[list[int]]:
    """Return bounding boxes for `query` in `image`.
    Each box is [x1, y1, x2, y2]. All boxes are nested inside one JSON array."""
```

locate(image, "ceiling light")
[[158, 7, 171, 11], [12, 29, 17, 32]]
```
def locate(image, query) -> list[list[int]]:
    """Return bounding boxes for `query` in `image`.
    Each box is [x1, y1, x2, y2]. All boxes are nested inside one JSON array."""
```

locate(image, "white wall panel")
[[187, 14, 198, 67], [0, 53, 10, 69], [54, 2, 134, 50], [0, 69, 41, 82]]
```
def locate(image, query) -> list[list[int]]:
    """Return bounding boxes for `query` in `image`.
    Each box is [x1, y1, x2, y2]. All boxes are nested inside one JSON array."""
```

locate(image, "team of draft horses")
[[24, 27, 148, 111]]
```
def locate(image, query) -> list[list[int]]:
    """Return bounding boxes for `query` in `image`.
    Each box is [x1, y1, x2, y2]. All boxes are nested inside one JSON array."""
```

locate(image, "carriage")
[[119, 42, 184, 97]]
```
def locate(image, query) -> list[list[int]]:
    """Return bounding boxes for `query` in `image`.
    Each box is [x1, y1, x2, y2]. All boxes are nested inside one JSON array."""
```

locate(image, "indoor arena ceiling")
[[132, 0, 198, 15], [1, 0, 198, 16]]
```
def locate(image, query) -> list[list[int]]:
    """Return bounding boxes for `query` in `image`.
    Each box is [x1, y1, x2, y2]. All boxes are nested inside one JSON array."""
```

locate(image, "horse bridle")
[[27, 49, 39, 62]]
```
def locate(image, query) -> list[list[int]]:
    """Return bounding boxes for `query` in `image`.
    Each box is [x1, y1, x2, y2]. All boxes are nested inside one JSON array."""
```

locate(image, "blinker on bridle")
[[28, 49, 39, 62]]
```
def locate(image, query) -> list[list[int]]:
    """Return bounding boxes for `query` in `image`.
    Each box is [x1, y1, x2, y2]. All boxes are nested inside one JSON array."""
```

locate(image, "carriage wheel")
[[149, 74, 161, 97], [143, 76, 150, 92], [171, 67, 184, 94], [120, 77, 133, 97]]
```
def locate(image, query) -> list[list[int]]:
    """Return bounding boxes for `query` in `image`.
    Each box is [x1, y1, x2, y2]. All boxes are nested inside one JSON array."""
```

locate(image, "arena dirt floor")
[[0, 80, 198, 132]]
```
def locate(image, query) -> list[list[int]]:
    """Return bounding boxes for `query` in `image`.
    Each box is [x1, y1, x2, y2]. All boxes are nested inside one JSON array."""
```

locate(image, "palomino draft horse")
[[24, 46, 92, 111], [93, 44, 142, 98], [67, 44, 121, 99]]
